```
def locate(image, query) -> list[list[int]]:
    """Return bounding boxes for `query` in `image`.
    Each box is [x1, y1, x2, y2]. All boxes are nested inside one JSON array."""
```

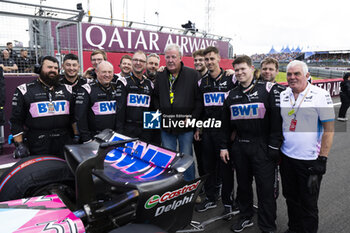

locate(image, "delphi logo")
[[143, 110, 161, 129]]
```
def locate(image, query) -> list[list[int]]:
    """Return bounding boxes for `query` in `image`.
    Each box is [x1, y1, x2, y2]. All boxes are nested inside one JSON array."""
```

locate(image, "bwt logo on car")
[[144, 180, 201, 217]]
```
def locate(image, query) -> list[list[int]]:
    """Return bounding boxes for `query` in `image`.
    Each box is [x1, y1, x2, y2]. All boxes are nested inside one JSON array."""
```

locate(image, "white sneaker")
[[337, 117, 348, 121]]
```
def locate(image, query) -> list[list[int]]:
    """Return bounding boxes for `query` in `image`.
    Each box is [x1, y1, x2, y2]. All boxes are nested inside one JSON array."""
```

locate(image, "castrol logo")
[[144, 180, 200, 209]]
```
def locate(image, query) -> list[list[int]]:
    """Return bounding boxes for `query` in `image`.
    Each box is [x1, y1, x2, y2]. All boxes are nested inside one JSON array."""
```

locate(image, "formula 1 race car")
[[0, 129, 206, 233]]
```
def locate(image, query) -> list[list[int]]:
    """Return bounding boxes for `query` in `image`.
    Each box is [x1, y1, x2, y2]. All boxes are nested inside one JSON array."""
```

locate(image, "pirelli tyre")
[[0, 156, 75, 205]]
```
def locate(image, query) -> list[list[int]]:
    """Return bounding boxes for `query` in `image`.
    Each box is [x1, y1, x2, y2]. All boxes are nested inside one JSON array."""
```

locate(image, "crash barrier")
[[280, 66, 347, 79], [1, 74, 343, 141], [253, 61, 349, 79]]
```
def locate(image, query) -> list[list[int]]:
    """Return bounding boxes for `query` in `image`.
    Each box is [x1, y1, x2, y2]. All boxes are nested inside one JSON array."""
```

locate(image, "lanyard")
[[169, 74, 178, 92], [169, 74, 178, 104], [288, 87, 310, 119]]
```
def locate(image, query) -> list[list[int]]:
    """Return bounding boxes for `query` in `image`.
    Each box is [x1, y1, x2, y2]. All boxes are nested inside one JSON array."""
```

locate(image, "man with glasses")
[[116, 51, 154, 142], [154, 44, 202, 181]]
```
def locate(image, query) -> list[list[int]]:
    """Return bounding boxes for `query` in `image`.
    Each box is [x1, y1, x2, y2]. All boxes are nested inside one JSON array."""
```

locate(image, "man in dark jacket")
[[337, 72, 350, 121], [115, 51, 154, 141], [75, 61, 117, 143], [154, 44, 202, 181], [10, 56, 74, 158], [220, 55, 283, 233]]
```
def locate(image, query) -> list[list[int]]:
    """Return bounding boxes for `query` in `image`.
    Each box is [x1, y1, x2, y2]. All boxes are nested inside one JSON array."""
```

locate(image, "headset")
[[34, 56, 59, 74]]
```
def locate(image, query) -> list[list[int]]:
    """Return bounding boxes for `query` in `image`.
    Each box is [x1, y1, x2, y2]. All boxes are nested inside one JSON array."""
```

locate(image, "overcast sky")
[[1, 0, 349, 55]]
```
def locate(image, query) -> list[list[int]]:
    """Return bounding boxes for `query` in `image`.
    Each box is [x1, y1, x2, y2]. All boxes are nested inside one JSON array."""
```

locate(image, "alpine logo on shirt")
[[230, 102, 266, 120], [30, 100, 70, 118], [203, 92, 226, 106], [127, 93, 150, 107], [92, 101, 116, 115]]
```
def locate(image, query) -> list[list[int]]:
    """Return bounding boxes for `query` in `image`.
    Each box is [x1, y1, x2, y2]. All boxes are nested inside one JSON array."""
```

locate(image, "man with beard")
[[144, 53, 160, 83], [75, 61, 118, 143], [10, 56, 74, 158], [116, 51, 154, 142]]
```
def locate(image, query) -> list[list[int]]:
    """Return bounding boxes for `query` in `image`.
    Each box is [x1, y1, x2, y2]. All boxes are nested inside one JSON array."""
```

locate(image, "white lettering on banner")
[[149, 32, 159, 50], [108, 28, 125, 48], [85, 25, 221, 55], [124, 29, 136, 49], [181, 37, 189, 53], [135, 31, 147, 49], [86, 25, 106, 49]]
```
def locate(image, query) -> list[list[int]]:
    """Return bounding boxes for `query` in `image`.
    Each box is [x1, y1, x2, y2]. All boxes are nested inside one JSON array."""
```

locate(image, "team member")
[[60, 53, 89, 96], [195, 47, 238, 217], [116, 55, 132, 80], [115, 51, 154, 141], [144, 53, 161, 145], [192, 49, 207, 182], [75, 61, 117, 143], [154, 44, 202, 181], [280, 60, 334, 233], [145, 53, 160, 83], [10, 56, 74, 158], [83, 49, 106, 79], [220, 55, 282, 232]]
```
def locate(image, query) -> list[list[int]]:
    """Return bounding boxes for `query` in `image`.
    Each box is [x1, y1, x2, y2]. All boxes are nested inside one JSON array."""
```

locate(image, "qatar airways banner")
[[52, 22, 230, 58]]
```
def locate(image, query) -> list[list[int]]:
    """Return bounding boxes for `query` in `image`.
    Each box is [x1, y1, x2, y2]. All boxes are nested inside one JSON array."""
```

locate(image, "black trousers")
[[26, 129, 72, 158], [201, 131, 221, 201], [338, 101, 350, 118], [193, 138, 204, 177], [232, 140, 276, 232], [280, 154, 322, 233]]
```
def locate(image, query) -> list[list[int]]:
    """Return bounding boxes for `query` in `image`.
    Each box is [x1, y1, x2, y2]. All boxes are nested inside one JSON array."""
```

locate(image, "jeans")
[[161, 130, 195, 181]]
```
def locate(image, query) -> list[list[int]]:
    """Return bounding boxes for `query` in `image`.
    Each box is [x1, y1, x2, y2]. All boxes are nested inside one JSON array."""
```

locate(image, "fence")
[[0, 0, 84, 73]]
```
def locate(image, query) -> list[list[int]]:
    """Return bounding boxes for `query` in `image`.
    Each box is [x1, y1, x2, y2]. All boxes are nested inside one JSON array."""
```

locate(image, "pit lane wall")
[[1, 75, 342, 140]]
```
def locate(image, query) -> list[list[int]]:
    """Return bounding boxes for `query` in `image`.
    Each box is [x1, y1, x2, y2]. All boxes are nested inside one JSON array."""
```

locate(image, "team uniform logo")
[[92, 101, 116, 115], [127, 93, 150, 107], [143, 110, 161, 129], [30, 101, 69, 118], [203, 92, 226, 106], [230, 102, 266, 120]]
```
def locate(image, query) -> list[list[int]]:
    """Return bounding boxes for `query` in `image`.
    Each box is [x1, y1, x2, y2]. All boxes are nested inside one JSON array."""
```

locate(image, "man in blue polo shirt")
[[280, 60, 334, 233]]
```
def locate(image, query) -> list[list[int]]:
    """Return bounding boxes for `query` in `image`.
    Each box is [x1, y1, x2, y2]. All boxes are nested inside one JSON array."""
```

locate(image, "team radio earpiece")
[[34, 56, 59, 74]]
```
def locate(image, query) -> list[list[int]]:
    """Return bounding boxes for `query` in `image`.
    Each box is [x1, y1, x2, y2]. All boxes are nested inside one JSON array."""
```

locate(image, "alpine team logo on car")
[[143, 110, 161, 129], [144, 180, 201, 209]]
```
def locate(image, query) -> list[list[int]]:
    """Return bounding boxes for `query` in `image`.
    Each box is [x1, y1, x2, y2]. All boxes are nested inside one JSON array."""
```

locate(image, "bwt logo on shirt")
[[128, 94, 150, 107], [143, 110, 161, 129], [204, 92, 225, 106], [230, 102, 266, 120], [99, 101, 116, 112], [38, 101, 67, 113], [92, 101, 116, 115], [30, 100, 70, 118]]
